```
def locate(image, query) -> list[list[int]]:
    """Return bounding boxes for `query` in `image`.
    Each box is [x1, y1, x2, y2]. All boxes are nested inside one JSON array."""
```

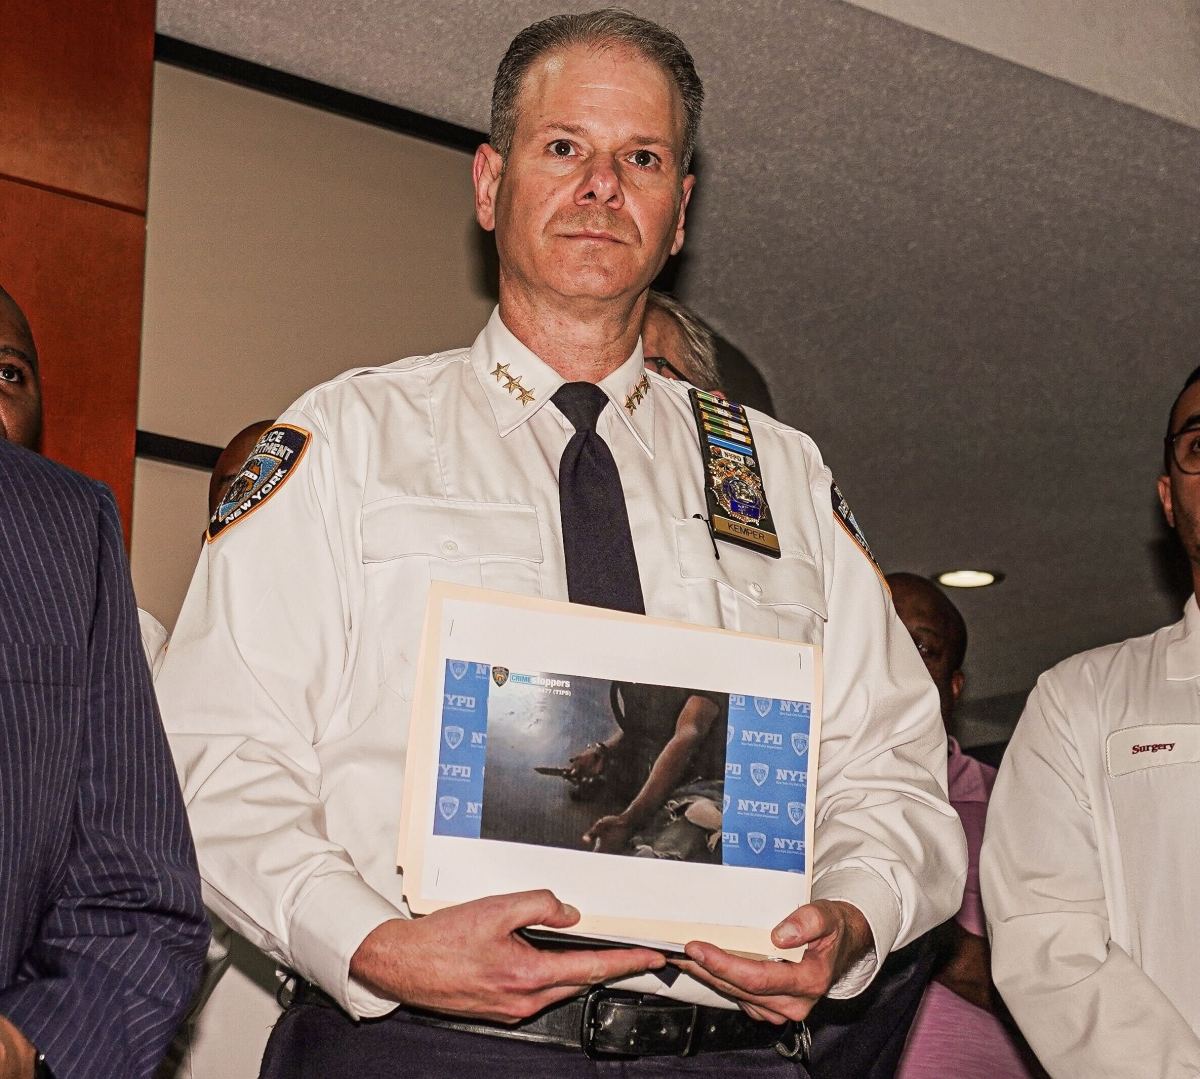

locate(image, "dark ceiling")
[[155, 0, 1200, 736]]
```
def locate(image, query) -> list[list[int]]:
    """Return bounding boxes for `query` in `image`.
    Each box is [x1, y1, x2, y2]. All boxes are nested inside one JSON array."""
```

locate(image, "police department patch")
[[831, 480, 879, 570], [207, 424, 310, 542]]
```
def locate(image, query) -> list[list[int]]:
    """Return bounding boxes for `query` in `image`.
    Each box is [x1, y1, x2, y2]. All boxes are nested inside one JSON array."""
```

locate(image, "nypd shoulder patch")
[[831, 480, 879, 570], [207, 424, 311, 542]]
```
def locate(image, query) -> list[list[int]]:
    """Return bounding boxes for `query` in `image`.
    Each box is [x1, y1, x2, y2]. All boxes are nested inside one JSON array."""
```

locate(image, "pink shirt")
[[896, 741, 1043, 1079]]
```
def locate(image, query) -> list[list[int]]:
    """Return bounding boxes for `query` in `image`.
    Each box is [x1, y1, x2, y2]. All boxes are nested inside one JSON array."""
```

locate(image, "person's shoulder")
[[289, 348, 472, 415], [0, 440, 109, 511], [1042, 620, 1172, 690], [653, 379, 824, 462]]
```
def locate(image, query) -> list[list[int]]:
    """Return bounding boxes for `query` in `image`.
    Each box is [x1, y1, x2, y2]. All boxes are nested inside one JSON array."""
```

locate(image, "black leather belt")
[[287, 978, 808, 1061]]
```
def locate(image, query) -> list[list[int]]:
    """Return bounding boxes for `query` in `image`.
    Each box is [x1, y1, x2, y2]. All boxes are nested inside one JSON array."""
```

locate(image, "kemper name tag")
[[1106, 724, 1200, 777]]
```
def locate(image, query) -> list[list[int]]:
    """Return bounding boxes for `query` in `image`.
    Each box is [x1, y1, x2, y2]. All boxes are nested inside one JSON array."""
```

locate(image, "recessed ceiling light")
[[937, 569, 1004, 589]]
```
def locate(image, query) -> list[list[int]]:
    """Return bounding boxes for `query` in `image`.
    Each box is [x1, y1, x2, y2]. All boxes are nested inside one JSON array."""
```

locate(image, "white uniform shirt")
[[981, 598, 1200, 1079], [157, 308, 965, 1019], [138, 607, 169, 678]]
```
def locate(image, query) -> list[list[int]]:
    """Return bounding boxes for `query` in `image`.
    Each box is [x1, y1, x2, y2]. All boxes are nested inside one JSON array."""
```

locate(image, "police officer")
[[158, 10, 965, 1077]]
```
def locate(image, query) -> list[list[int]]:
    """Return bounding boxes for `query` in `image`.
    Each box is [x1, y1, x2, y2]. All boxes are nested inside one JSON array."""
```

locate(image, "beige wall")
[[134, 63, 495, 1076], [132, 61, 495, 628], [847, 0, 1200, 130]]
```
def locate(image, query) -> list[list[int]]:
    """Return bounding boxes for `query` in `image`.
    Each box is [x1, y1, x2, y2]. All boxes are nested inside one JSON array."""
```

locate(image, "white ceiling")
[[154, 0, 1200, 727]]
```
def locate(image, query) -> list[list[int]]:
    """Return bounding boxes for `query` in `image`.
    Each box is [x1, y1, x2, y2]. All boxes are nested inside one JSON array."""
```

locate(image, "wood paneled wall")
[[0, 0, 156, 534]]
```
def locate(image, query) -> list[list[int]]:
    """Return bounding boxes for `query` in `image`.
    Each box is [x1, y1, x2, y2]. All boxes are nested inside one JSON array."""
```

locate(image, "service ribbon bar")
[[689, 389, 781, 558]]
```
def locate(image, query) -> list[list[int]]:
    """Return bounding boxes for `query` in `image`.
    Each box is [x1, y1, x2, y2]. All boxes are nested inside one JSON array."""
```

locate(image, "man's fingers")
[[540, 945, 666, 988], [491, 889, 580, 932], [674, 960, 814, 1023], [680, 942, 831, 999], [740, 1001, 793, 1025], [771, 901, 836, 950]]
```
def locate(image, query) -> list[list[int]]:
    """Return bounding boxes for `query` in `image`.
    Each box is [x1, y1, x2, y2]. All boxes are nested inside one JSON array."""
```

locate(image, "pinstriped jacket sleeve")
[[0, 475, 209, 1079]]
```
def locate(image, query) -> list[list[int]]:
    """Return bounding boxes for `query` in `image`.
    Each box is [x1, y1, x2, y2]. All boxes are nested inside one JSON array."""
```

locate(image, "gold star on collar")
[[517, 386, 535, 405], [491, 362, 510, 383], [624, 373, 652, 414], [503, 373, 522, 395]]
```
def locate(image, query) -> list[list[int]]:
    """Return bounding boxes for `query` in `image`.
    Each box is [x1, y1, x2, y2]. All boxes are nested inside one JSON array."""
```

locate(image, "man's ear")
[[950, 670, 965, 707], [669, 174, 695, 257], [1158, 474, 1176, 528], [473, 144, 504, 233]]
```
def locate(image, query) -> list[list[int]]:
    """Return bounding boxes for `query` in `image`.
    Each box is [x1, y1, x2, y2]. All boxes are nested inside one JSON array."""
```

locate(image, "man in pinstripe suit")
[[0, 288, 209, 1078]]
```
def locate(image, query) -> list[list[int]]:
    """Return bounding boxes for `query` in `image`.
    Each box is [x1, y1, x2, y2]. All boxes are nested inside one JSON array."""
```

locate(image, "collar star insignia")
[[491, 362, 510, 383], [517, 386, 535, 405], [503, 373, 522, 395], [624, 373, 653, 414]]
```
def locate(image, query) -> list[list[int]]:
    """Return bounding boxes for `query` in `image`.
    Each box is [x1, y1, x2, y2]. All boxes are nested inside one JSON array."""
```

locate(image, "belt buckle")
[[579, 988, 699, 1060]]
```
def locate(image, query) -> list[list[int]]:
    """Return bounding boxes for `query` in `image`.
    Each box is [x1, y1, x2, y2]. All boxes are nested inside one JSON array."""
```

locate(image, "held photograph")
[[400, 584, 821, 958]]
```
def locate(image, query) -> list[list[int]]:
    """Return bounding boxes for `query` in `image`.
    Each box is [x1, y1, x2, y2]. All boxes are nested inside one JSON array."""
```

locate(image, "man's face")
[[889, 577, 964, 727], [475, 43, 694, 307], [0, 299, 42, 450], [1158, 381, 1200, 572]]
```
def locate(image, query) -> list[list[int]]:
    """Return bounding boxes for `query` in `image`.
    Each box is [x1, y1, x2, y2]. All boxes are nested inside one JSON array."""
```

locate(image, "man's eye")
[[0, 365, 23, 385], [630, 149, 658, 168], [549, 140, 575, 157]]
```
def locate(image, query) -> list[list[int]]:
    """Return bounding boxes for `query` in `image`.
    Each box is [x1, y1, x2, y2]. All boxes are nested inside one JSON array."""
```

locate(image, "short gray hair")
[[490, 9, 703, 172], [646, 290, 719, 391]]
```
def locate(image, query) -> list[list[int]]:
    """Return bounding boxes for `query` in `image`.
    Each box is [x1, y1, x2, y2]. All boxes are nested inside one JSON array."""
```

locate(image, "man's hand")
[[566, 744, 607, 781], [0, 1015, 36, 1079], [582, 814, 633, 853], [349, 890, 665, 1024], [672, 899, 873, 1024], [932, 919, 998, 1012]]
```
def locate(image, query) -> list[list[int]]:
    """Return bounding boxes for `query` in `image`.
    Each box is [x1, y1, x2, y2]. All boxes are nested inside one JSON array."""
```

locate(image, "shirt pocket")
[[674, 517, 827, 643], [360, 497, 545, 698]]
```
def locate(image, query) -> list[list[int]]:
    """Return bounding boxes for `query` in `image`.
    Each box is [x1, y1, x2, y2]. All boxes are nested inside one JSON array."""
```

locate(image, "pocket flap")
[[362, 497, 544, 564], [675, 518, 827, 618]]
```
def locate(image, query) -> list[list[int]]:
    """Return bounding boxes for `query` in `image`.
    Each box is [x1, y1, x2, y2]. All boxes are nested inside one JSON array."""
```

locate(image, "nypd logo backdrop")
[[433, 659, 813, 876]]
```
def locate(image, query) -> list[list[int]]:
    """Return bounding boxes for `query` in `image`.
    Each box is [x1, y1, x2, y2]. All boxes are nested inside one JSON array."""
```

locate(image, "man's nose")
[[575, 154, 624, 207]]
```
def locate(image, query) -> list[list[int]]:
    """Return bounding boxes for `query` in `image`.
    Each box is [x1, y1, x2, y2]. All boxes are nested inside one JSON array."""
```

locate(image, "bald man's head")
[[0, 287, 42, 450], [209, 420, 274, 518], [886, 572, 967, 728]]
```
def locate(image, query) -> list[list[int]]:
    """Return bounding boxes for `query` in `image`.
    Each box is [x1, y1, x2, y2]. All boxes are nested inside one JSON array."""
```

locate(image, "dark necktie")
[[553, 382, 645, 615]]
